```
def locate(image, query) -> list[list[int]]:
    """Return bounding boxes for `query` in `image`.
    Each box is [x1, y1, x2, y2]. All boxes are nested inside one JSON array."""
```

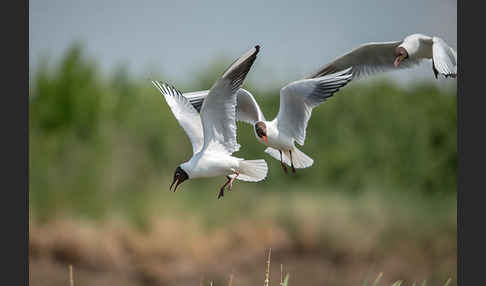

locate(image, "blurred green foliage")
[[29, 44, 456, 221]]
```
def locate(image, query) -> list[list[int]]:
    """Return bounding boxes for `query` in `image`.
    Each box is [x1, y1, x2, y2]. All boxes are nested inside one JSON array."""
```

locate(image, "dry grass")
[[63, 252, 452, 286], [30, 192, 456, 286], [264, 248, 271, 286], [69, 265, 73, 286], [198, 250, 450, 286], [30, 220, 455, 285]]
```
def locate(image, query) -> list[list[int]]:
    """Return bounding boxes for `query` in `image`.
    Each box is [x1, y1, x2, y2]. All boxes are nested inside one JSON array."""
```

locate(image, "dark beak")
[[173, 179, 183, 192], [394, 55, 405, 68], [169, 177, 178, 192]]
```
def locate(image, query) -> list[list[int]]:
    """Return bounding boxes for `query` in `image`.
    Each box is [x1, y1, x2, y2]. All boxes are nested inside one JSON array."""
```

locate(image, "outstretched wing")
[[200, 45, 260, 153], [307, 41, 421, 79], [276, 68, 353, 146], [432, 37, 457, 78], [234, 88, 266, 124], [152, 81, 204, 154], [184, 88, 265, 124]]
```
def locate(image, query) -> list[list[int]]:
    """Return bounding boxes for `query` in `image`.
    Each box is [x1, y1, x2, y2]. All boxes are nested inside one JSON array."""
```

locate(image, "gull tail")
[[237, 159, 268, 182], [288, 147, 314, 168], [265, 147, 291, 166], [265, 147, 314, 169]]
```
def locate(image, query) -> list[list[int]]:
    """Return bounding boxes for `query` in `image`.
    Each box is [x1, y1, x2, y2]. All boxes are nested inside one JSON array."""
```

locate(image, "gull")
[[181, 68, 354, 174], [151, 45, 268, 199], [309, 33, 457, 80]]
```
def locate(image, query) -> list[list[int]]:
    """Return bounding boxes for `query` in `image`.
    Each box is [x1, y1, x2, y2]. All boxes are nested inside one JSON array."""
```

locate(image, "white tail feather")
[[264, 147, 314, 169], [288, 148, 314, 168], [237, 159, 268, 182], [265, 147, 291, 165]]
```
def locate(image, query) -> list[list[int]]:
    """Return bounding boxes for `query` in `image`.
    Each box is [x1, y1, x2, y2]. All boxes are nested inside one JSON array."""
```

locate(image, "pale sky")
[[29, 0, 457, 88]]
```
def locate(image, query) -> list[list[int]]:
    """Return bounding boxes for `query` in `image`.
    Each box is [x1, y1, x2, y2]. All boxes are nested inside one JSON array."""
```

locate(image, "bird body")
[[399, 33, 433, 60], [255, 119, 294, 151], [179, 149, 266, 182], [180, 150, 240, 179]]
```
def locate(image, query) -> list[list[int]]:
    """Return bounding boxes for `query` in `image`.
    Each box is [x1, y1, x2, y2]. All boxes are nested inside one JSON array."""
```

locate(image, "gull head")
[[170, 166, 189, 192], [394, 46, 409, 68], [255, 121, 268, 143]]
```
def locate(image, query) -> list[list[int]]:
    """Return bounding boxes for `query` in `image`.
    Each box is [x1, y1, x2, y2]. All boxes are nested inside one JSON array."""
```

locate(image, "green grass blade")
[[443, 278, 452, 286], [391, 281, 402, 286], [281, 274, 289, 286], [371, 273, 383, 286]]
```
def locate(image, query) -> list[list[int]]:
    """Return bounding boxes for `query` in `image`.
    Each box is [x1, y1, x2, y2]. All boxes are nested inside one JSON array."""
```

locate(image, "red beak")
[[394, 55, 404, 68]]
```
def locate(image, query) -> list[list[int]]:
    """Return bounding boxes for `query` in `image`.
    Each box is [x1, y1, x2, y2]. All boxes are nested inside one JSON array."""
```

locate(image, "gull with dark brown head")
[[180, 68, 354, 174], [152, 45, 268, 199], [309, 33, 457, 80]]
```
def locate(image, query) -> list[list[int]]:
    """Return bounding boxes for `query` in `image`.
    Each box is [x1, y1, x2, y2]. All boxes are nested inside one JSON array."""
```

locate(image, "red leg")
[[218, 176, 232, 199], [279, 150, 288, 174], [228, 171, 240, 190], [289, 150, 296, 173]]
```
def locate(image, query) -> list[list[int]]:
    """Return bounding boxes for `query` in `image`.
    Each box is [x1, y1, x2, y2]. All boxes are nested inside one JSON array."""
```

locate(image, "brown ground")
[[29, 214, 456, 286]]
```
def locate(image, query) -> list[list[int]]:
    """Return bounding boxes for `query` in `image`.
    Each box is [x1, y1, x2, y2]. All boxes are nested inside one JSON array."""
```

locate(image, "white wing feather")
[[184, 88, 265, 124], [235, 89, 265, 124], [277, 68, 353, 146], [152, 81, 204, 154], [432, 37, 457, 77], [200, 46, 260, 154], [308, 41, 421, 79]]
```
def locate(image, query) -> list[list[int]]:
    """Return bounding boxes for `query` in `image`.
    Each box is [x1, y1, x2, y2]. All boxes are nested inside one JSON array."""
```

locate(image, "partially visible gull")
[[309, 33, 457, 80]]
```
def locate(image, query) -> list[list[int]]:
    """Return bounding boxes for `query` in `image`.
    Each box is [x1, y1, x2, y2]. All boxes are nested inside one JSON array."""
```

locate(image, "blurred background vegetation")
[[29, 44, 456, 286]]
